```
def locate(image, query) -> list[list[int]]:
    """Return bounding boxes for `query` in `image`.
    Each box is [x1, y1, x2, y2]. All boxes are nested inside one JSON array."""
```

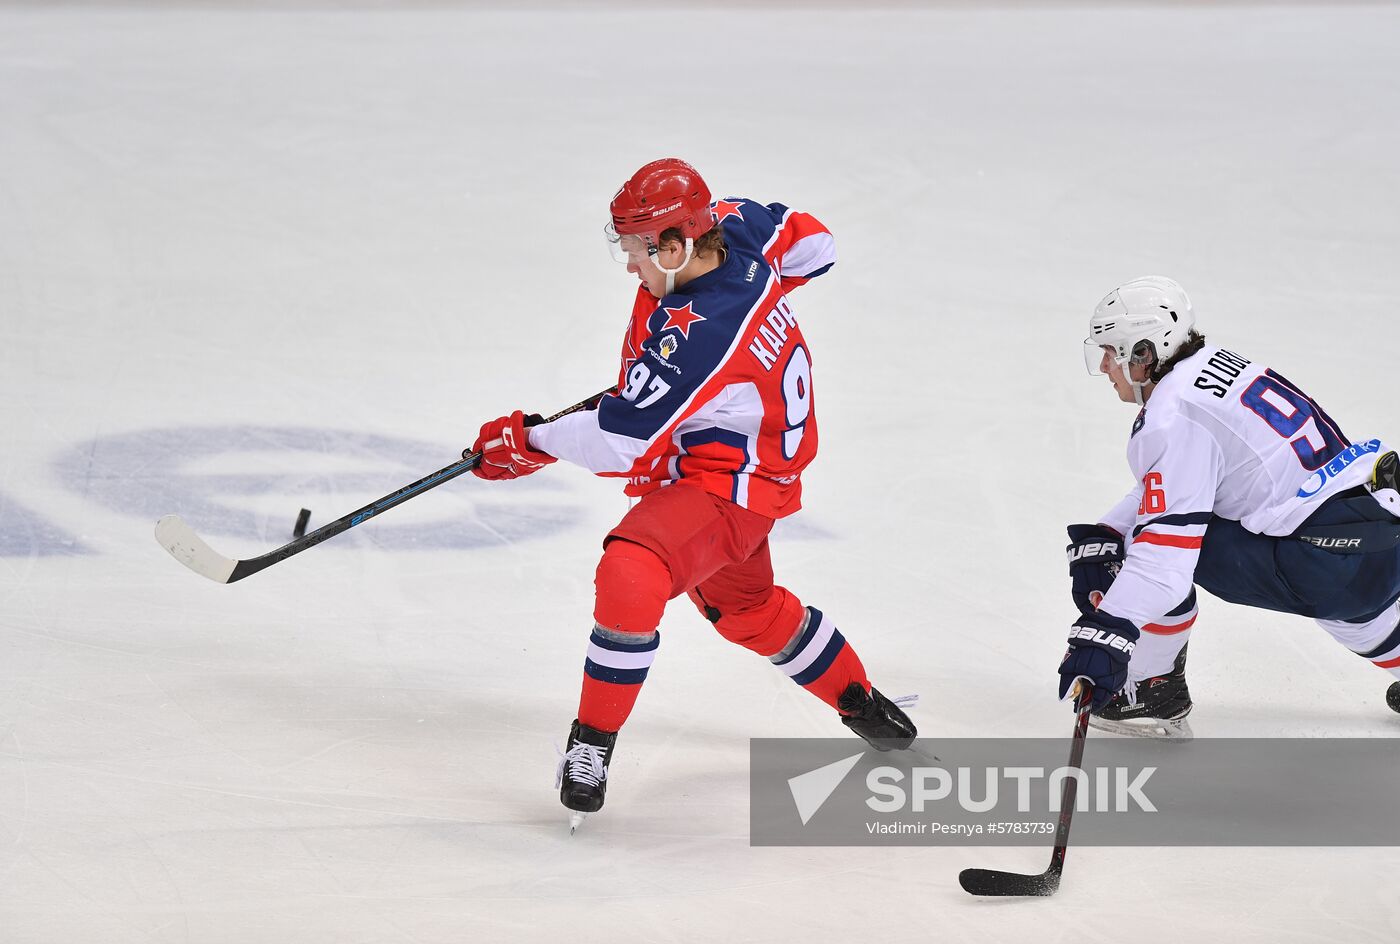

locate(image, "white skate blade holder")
[[1372, 486, 1400, 516], [568, 811, 587, 834], [1088, 714, 1194, 742]]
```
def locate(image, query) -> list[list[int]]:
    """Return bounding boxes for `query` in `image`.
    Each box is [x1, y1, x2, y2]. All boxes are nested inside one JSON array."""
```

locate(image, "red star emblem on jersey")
[[710, 199, 745, 224], [659, 302, 706, 338]]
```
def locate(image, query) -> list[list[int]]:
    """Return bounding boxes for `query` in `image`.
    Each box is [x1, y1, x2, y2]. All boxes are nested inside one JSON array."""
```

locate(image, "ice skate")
[[1370, 450, 1400, 515], [838, 683, 917, 751], [556, 719, 617, 832], [1089, 645, 1194, 741]]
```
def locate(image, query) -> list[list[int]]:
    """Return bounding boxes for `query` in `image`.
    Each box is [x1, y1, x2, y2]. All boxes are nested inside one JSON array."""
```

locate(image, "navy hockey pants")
[[1194, 490, 1400, 624]]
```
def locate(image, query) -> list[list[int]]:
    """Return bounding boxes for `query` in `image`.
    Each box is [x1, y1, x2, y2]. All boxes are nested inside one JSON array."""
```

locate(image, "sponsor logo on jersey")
[[1131, 408, 1146, 437], [745, 261, 760, 283], [645, 347, 683, 374], [1296, 438, 1382, 498], [659, 334, 679, 361]]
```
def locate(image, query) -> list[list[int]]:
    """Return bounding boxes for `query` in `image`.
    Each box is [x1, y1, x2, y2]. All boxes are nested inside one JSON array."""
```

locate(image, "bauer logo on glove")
[[1066, 539, 1120, 564], [1067, 624, 1136, 652], [1065, 523, 1125, 615], [1058, 609, 1141, 710]]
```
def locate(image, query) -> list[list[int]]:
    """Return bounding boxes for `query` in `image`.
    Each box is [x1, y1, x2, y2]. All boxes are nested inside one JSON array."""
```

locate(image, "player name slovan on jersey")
[[1095, 345, 1390, 628]]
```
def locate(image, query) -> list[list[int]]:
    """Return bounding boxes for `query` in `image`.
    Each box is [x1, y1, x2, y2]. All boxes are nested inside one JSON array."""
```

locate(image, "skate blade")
[[1088, 714, 1194, 741], [568, 811, 587, 834]]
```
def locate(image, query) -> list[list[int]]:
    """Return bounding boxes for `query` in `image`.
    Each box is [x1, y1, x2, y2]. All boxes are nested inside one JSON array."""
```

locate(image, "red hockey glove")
[[468, 411, 556, 481]]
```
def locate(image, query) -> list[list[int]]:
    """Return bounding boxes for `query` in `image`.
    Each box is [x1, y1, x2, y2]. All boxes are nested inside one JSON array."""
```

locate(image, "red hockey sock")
[[806, 642, 870, 711], [578, 540, 671, 732], [770, 606, 871, 711], [578, 631, 661, 732]]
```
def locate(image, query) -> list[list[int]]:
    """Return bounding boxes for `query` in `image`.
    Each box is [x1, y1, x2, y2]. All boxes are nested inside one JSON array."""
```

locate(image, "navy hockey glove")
[[1057, 610, 1139, 711], [1066, 524, 1124, 615]]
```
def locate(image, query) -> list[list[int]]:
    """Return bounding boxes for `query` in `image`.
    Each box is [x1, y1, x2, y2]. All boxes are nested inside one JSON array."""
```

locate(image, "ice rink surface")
[[2, 1, 1399, 941]]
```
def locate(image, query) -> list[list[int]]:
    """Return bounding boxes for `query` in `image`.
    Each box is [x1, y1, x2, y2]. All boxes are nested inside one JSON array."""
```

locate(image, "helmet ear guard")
[[1130, 339, 1158, 368]]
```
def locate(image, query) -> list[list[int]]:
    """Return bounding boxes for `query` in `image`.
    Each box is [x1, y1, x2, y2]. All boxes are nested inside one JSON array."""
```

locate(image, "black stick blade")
[[958, 867, 1061, 897]]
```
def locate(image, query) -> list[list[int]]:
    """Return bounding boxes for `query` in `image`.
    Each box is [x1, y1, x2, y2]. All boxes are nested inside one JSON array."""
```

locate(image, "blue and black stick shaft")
[[155, 387, 615, 584], [957, 685, 1095, 897]]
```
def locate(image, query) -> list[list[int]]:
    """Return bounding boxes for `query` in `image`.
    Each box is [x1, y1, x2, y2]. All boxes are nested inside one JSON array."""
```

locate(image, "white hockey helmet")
[[1083, 276, 1196, 388]]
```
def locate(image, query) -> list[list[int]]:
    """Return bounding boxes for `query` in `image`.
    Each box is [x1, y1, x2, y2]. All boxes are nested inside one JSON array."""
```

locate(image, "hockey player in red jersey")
[[468, 158, 915, 826], [1060, 276, 1400, 738]]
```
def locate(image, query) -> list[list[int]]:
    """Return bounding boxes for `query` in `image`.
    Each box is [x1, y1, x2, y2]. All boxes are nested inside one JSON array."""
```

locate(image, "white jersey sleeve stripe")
[[528, 408, 647, 474], [778, 231, 836, 279]]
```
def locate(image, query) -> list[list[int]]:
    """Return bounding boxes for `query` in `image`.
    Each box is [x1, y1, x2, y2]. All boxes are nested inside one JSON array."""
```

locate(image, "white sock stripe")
[[1317, 600, 1400, 653], [585, 642, 658, 671], [775, 612, 837, 678]]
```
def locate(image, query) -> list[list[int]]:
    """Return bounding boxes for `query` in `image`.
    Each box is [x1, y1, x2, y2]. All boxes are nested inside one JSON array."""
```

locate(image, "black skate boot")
[[838, 683, 917, 751], [1370, 450, 1400, 517], [556, 719, 617, 832], [1372, 450, 1399, 492], [1090, 644, 1193, 740]]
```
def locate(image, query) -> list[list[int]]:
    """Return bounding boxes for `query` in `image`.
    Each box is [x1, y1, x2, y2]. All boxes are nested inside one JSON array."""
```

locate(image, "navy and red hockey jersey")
[[529, 198, 836, 518]]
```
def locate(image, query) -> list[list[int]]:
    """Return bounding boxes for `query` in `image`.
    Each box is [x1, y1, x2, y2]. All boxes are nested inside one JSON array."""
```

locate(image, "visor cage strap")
[[1106, 348, 1146, 403]]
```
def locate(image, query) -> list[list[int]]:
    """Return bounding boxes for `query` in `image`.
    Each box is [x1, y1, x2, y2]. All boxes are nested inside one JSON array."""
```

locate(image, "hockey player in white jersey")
[[1060, 276, 1400, 738]]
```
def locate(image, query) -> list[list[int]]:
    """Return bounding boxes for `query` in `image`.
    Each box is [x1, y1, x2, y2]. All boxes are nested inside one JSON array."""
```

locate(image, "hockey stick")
[[958, 685, 1094, 897], [154, 387, 615, 584]]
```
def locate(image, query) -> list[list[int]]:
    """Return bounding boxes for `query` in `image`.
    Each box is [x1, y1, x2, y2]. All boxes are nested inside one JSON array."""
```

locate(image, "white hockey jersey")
[[1097, 346, 1389, 630]]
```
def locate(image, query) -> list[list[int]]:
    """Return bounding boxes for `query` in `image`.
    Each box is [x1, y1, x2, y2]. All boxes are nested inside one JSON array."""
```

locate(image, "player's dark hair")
[[660, 223, 727, 259], [1150, 329, 1207, 382]]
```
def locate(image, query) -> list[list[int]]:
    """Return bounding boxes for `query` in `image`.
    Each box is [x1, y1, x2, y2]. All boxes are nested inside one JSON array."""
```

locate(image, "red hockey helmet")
[[606, 158, 714, 261]]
